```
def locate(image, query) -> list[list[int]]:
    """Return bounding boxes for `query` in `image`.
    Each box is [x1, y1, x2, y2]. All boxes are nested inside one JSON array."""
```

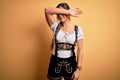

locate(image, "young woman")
[[45, 2, 84, 80]]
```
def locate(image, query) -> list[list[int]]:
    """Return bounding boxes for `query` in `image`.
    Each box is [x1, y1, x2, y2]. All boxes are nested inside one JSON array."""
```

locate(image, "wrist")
[[68, 10, 71, 15], [68, 10, 73, 16], [76, 65, 82, 71]]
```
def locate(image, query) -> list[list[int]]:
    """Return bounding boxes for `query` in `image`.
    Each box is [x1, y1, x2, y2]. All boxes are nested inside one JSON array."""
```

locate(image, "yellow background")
[[0, 0, 120, 80]]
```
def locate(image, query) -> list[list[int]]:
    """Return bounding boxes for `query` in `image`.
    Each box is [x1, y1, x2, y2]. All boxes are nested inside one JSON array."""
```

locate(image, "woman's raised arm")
[[45, 7, 70, 26], [44, 7, 82, 27]]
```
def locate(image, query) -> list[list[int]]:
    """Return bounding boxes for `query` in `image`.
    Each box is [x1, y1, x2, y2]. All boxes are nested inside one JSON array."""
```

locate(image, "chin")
[[60, 19, 65, 23]]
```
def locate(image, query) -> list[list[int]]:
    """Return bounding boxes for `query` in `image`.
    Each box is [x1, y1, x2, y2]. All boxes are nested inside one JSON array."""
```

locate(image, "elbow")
[[45, 7, 51, 14], [45, 7, 54, 14], [77, 47, 83, 53], [45, 8, 48, 13]]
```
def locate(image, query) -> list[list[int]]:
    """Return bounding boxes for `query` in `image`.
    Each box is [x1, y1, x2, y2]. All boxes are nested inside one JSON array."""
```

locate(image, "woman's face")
[[57, 7, 70, 22]]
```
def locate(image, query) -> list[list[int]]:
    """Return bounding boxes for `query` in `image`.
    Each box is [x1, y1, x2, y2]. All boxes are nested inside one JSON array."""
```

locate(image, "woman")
[[45, 2, 84, 80]]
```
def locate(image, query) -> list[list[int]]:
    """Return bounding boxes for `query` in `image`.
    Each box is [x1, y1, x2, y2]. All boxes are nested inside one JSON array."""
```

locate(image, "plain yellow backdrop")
[[0, 0, 120, 80]]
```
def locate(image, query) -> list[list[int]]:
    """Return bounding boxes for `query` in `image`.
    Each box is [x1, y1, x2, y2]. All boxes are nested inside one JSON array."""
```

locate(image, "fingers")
[[72, 74, 78, 80], [70, 8, 83, 17], [71, 73, 75, 80], [75, 8, 83, 14], [71, 73, 79, 80], [72, 77, 78, 80]]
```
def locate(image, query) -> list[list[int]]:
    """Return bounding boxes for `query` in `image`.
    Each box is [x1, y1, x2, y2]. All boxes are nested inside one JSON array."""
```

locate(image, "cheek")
[[62, 15, 68, 19]]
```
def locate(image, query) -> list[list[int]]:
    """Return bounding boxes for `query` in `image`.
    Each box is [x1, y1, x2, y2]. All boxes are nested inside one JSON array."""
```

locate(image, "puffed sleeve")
[[77, 26, 84, 40], [50, 21, 59, 32]]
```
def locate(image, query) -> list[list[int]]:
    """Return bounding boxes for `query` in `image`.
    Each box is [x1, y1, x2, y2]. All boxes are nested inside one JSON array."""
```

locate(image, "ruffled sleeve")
[[77, 26, 84, 40], [50, 21, 59, 33]]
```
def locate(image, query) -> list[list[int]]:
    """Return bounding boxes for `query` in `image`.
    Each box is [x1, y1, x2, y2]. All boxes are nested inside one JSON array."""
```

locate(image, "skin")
[[45, 6, 83, 80]]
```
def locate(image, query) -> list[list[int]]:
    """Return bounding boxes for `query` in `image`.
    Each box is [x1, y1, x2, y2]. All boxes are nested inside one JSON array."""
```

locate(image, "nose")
[[58, 14, 63, 18]]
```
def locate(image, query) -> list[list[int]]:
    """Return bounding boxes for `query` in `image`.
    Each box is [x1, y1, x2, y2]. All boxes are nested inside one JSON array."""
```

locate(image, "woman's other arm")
[[72, 39, 84, 80]]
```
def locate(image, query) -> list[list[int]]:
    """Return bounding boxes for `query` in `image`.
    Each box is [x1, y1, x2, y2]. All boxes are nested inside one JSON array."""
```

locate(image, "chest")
[[56, 29, 76, 44]]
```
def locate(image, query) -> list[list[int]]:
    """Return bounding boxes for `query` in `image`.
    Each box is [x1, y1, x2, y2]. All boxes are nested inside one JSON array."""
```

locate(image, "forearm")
[[77, 48, 84, 67], [45, 7, 70, 15]]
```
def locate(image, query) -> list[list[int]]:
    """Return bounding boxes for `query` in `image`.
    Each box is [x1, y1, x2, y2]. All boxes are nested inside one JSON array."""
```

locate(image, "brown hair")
[[56, 2, 70, 10]]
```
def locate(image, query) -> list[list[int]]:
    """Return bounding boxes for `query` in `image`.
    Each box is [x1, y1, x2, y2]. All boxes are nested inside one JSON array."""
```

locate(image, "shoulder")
[[75, 25, 84, 40], [75, 25, 83, 33], [51, 21, 59, 28], [50, 21, 59, 32]]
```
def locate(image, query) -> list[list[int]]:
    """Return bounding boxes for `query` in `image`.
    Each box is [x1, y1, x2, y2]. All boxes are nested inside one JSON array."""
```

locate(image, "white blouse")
[[50, 21, 84, 58]]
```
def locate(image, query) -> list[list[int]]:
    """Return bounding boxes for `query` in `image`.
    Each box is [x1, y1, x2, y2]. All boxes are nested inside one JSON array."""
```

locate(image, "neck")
[[62, 20, 71, 28]]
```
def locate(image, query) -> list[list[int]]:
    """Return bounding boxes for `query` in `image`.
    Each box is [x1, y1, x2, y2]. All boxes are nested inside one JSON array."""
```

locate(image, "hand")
[[69, 8, 83, 17], [71, 69, 80, 80]]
